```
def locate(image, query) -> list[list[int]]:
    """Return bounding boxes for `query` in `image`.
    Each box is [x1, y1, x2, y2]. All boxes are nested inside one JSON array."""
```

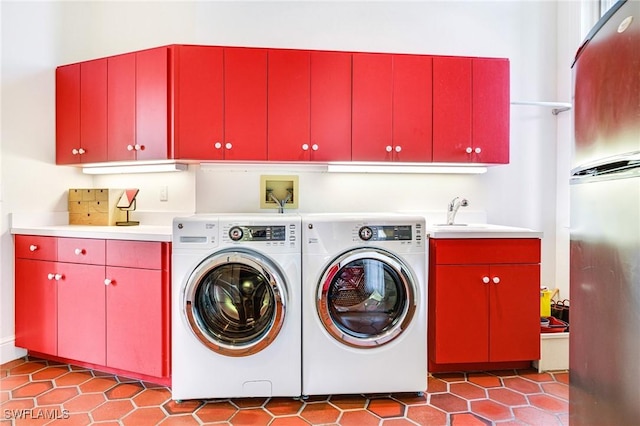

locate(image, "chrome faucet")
[[447, 197, 468, 225]]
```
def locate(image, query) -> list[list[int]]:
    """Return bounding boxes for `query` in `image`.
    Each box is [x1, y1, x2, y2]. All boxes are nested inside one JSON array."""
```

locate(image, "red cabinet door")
[[223, 47, 268, 161], [56, 64, 81, 164], [489, 264, 540, 361], [80, 59, 108, 163], [57, 263, 106, 365], [267, 49, 311, 161], [310, 51, 352, 161], [174, 45, 224, 160], [352, 53, 393, 161], [108, 53, 136, 161], [15, 259, 58, 355], [433, 265, 489, 364], [392, 54, 433, 162], [136, 47, 169, 161], [106, 266, 167, 377], [473, 58, 510, 164], [433, 56, 472, 162]]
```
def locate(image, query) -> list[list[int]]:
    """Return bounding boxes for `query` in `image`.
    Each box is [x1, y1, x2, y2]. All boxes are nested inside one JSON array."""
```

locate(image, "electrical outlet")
[[260, 175, 299, 210], [160, 185, 168, 202]]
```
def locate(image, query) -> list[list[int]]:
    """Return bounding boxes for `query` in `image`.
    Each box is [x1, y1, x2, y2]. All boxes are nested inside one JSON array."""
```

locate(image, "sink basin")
[[427, 223, 543, 239]]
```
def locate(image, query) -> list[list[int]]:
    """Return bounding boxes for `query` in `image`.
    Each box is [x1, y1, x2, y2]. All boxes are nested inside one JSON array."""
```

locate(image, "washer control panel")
[[228, 225, 287, 242], [357, 225, 414, 241]]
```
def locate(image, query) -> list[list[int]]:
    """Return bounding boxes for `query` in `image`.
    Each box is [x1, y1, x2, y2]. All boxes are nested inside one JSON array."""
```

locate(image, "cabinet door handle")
[[385, 145, 393, 153], [482, 276, 490, 284], [72, 148, 79, 155], [302, 143, 309, 151], [214, 142, 222, 149], [225, 142, 233, 150], [311, 144, 319, 151], [29, 245, 38, 252], [395, 145, 402, 153], [104, 279, 112, 286], [466, 147, 473, 154], [475, 147, 482, 154], [135, 144, 143, 151], [127, 144, 135, 151], [74, 248, 85, 256], [492, 276, 500, 284], [47, 273, 55, 280], [54, 274, 63, 281], [78, 148, 85, 154]]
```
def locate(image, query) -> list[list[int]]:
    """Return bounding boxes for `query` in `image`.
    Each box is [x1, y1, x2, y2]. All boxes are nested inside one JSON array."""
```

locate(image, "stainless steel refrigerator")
[[570, 0, 640, 424]]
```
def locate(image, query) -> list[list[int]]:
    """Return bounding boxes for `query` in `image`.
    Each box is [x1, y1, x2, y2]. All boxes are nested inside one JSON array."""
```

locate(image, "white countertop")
[[9, 211, 183, 242], [11, 224, 172, 242], [426, 223, 543, 239]]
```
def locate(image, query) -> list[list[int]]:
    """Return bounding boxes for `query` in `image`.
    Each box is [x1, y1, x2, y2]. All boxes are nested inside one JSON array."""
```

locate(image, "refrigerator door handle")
[[571, 151, 640, 183]]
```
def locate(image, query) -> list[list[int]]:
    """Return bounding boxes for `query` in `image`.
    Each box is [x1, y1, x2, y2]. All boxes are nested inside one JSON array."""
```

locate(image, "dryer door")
[[184, 248, 287, 357], [317, 247, 418, 348]]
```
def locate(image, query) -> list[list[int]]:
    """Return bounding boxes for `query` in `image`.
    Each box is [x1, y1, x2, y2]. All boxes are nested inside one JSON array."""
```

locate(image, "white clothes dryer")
[[172, 214, 301, 400], [302, 214, 427, 396]]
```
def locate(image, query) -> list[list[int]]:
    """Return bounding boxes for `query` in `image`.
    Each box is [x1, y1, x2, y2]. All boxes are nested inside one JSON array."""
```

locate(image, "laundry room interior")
[[1, 1, 600, 424]]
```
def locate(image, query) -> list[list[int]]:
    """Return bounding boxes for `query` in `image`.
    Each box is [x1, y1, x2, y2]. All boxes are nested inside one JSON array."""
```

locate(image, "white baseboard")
[[0, 336, 27, 365]]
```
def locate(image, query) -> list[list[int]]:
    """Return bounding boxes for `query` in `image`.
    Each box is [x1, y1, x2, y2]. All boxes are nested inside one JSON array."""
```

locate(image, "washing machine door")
[[317, 247, 417, 348], [184, 248, 287, 357]]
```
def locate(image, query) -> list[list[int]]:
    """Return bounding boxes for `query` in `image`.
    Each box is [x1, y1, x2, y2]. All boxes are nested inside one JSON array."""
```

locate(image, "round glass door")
[[184, 248, 287, 357], [317, 247, 417, 348]]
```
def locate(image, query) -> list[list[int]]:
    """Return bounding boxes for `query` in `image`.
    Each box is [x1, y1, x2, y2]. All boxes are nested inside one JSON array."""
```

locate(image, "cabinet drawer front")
[[431, 238, 540, 264], [107, 240, 164, 269], [15, 235, 57, 261], [57, 238, 106, 265]]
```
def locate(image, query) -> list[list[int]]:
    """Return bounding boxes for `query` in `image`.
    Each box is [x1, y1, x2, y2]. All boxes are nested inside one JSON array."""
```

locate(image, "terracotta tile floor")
[[1, 357, 569, 425]]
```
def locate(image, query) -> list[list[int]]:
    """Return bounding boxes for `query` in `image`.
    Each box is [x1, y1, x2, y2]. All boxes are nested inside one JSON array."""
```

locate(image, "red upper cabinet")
[[79, 59, 108, 163], [310, 51, 352, 161], [173, 46, 267, 161], [223, 47, 268, 161], [392, 54, 433, 162], [353, 53, 432, 162], [107, 53, 136, 161], [433, 56, 509, 163], [56, 64, 81, 164], [267, 49, 311, 161], [352, 53, 393, 161], [56, 60, 108, 164], [136, 47, 170, 161], [174, 45, 224, 160], [473, 58, 509, 163], [433, 56, 473, 162]]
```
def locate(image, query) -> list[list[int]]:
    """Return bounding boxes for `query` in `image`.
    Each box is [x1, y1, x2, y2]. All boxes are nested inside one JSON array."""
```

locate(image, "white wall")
[[1, 1, 578, 363]]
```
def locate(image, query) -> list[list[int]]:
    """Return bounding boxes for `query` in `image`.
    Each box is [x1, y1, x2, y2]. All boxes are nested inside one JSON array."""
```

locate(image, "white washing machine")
[[302, 213, 427, 396], [172, 214, 301, 400]]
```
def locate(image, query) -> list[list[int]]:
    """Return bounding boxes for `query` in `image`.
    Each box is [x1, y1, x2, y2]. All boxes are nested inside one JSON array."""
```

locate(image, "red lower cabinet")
[[106, 267, 166, 378], [14, 235, 170, 383], [15, 258, 58, 355], [428, 238, 541, 371], [57, 263, 106, 365]]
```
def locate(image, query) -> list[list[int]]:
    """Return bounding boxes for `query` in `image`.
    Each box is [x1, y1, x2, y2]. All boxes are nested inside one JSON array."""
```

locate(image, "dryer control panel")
[[358, 225, 414, 241]]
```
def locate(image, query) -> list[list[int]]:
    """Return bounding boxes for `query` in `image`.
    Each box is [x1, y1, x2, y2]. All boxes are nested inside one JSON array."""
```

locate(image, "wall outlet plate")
[[260, 175, 299, 210]]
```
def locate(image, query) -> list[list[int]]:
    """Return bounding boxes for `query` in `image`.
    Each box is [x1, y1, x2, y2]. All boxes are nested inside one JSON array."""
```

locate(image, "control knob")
[[359, 226, 373, 241], [229, 226, 244, 241]]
